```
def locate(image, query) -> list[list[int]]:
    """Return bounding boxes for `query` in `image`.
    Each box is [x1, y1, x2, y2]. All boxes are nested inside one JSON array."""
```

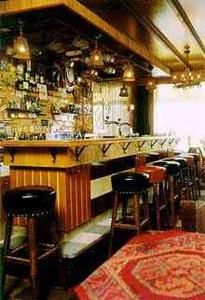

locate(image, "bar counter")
[[2, 136, 178, 233], [3, 136, 178, 168]]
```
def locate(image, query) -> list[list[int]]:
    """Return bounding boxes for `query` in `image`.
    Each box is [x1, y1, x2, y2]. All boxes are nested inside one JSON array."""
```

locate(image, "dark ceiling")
[[1, 0, 205, 81], [0, 4, 151, 81]]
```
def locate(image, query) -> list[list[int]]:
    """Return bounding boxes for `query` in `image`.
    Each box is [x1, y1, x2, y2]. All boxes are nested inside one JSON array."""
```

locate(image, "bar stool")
[[2, 186, 65, 300], [136, 165, 167, 230], [109, 172, 150, 255], [144, 152, 160, 163], [178, 154, 198, 199], [189, 147, 205, 181], [172, 149, 184, 156], [164, 157, 188, 199], [152, 160, 181, 227], [135, 154, 149, 167], [158, 149, 168, 159], [186, 152, 201, 196]]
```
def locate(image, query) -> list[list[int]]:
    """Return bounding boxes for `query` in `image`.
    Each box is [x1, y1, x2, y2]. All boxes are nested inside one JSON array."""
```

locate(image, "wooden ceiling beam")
[[0, 0, 170, 74], [168, 0, 205, 56], [122, 0, 191, 69], [0, 0, 63, 14]]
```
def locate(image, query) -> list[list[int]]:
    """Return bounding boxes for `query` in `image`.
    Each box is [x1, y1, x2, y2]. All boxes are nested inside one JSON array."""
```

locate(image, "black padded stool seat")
[[111, 172, 150, 194], [164, 158, 190, 199], [153, 160, 180, 176], [144, 152, 160, 163], [109, 172, 150, 256], [2, 186, 65, 300], [173, 150, 183, 155], [188, 152, 200, 162], [165, 157, 187, 168], [3, 186, 56, 217]]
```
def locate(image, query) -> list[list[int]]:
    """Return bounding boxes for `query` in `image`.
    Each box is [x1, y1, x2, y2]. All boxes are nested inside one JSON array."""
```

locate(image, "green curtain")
[[135, 86, 150, 135]]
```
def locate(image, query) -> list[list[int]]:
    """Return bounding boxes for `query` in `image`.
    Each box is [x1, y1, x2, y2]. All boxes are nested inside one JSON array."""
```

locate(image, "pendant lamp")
[[122, 64, 135, 82], [119, 82, 129, 97], [89, 40, 104, 67], [13, 21, 30, 60]]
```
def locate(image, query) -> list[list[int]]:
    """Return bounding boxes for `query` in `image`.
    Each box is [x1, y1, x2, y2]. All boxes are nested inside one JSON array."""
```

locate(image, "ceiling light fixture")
[[13, 21, 30, 60], [104, 67, 116, 74], [172, 44, 201, 89], [89, 40, 104, 67], [119, 82, 129, 97], [146, 80, 156, 90], [146, 65, 156, 90], [122, 63, 135, 82]]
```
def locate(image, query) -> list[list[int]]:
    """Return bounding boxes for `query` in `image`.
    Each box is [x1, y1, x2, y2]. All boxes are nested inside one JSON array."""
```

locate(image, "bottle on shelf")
[[40, 72, 45, 84], [35, 72, 40, 84]]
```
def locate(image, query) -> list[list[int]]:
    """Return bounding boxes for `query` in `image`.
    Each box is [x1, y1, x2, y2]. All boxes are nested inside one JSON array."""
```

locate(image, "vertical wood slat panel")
[[9, 166, 91, 232]]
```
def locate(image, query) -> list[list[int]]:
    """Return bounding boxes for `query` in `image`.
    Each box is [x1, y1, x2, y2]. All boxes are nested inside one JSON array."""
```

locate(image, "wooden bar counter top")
[[2, 136, 178, 232], [3, 136, 178, 168]]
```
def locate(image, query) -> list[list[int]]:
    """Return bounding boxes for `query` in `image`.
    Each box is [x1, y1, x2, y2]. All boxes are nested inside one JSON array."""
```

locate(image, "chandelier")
[[172, 45, 201, 89]]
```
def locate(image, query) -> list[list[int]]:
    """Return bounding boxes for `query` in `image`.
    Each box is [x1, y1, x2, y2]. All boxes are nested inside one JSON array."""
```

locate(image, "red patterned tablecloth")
[[75, 230, 205, 299]]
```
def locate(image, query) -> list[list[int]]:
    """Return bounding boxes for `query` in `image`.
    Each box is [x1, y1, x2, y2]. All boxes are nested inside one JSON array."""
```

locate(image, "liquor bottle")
[[40, 72, 45, 84], [16, 64, 24, 90], [16, 78, 23, 91], [22, 78, 29, 91], [21, 63, 30, 91], [35, 72, 40, 84], [25, 69, 30, 81], [29, 73, 34, 92]]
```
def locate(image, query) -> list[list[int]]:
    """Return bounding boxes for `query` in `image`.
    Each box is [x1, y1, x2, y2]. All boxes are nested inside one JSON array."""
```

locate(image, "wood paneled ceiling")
[[83, 0, 205, 74], [1, 0, 205, 80]]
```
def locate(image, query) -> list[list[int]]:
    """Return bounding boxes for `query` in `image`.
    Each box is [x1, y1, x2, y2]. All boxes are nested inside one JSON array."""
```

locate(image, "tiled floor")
[[5, 211, 112, 299], [61, 210, 111, 259], [5, 186, 205, 299], [7, 283, 75, 300]]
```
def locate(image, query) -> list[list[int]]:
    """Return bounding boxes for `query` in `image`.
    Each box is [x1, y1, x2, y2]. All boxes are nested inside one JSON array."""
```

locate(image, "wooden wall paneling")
[[9, 165, 91, 232], [65, 165, 91, 230], [82, 164, 91, 223]]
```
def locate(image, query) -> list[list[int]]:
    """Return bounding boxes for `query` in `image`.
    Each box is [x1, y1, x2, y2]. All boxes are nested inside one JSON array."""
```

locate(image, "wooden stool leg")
[[143, 190, 150, 229], [153, 184, 160, 230], [28, 218, 39, 300], [169, 176, 175, 227], [3, 216, 13, 255], [133, 193, 140, 234], [122, 199, 128, 220], [108, 193, 119, 257], [2, 215, 13, 298]]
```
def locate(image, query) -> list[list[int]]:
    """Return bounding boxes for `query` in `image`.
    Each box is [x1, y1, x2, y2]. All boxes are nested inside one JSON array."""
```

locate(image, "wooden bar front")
[[3, 136, 178, 233]]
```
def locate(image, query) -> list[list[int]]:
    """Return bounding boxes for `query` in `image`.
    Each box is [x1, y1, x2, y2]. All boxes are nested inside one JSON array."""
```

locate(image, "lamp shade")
[[89, 41, 104, 67], [13, 35, 30, 60], [146, 79, 156, 90], [13, 23, 30, 60], [122, 64, 135, 82], [119, 82, 129, 97]]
